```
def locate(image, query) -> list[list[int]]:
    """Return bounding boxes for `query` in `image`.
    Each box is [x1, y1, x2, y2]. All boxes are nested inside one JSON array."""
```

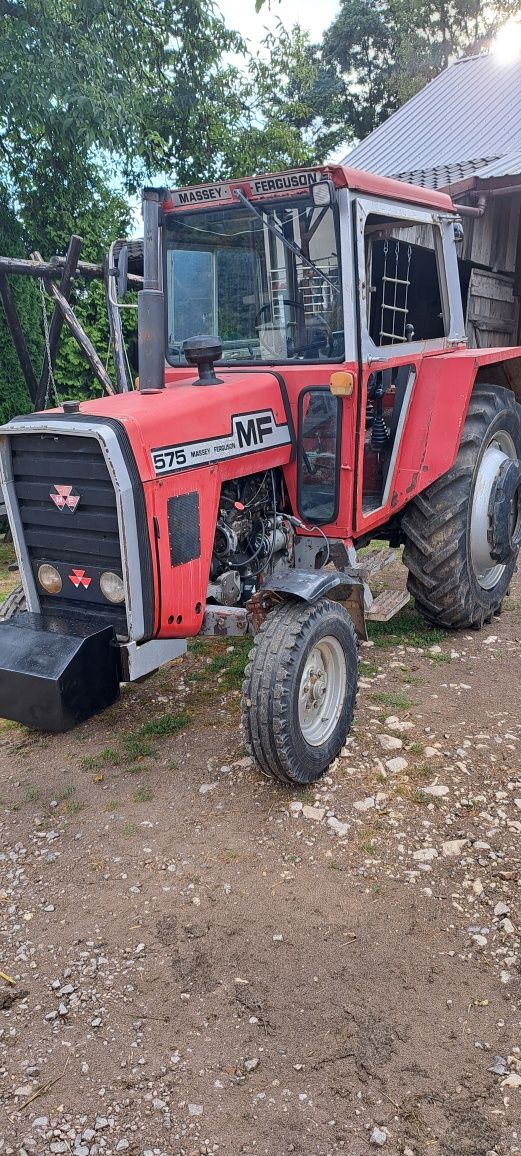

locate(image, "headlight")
[[100, 571, 125, 604], [37, 563, 62, 594]]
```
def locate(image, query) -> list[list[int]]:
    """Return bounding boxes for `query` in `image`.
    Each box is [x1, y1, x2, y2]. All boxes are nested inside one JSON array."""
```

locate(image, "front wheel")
[[402, 385, 521, 629], [242, 598, 358, 785]]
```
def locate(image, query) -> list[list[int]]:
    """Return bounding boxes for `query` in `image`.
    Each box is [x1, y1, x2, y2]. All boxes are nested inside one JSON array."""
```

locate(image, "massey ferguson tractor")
[[1, 164, 520, 785]]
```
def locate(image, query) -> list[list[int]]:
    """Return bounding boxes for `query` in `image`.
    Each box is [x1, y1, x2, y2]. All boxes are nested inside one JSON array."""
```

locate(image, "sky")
[[217, 0, 340, 52]]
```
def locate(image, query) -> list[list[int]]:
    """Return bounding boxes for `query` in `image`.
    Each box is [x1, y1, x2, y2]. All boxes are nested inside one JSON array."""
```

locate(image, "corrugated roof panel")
[[344, 53, 521, 181], [473, 149, 521, 179]]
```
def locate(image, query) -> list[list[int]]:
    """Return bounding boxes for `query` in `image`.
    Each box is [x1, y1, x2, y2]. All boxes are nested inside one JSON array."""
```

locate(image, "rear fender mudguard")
[[392, 347, 521, 510]]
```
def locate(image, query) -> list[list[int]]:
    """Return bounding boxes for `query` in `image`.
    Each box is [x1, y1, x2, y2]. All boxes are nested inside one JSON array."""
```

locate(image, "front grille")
[[11, 432, 127, 633]]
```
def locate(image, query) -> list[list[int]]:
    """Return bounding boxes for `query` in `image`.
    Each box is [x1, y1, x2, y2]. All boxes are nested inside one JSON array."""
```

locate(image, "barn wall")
[[457, 193, 521, 347]]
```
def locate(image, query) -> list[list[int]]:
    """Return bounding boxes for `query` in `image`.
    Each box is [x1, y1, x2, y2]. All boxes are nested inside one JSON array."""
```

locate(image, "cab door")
[[352, 194, 462, 535]]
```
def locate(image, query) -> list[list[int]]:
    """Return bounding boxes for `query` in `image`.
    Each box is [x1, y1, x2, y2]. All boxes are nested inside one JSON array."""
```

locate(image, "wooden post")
[[32, 254, 114, 397], [0, 271, 39, 404], [35, 235, 82, 410]]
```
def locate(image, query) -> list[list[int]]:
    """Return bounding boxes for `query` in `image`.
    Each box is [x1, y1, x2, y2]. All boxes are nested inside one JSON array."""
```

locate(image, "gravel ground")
[[0, 561, 520, 1156]]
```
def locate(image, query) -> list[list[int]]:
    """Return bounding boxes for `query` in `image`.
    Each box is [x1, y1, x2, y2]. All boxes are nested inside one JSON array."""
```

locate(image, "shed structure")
[[344, 53, 521, 347]]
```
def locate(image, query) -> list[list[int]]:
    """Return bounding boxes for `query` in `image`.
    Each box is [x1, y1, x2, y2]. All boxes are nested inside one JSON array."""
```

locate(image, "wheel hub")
[[470, 432, 521, 590], [298, 636, 347, 747]]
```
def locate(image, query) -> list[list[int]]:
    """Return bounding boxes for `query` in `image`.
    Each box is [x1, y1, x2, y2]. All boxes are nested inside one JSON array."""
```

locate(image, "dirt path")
[[1, 564, 520, 1156]]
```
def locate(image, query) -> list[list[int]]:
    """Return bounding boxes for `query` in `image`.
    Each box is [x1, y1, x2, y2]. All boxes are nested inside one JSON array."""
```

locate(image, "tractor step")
[[366, 589, 410, 622], [355, 547, 397, 579]]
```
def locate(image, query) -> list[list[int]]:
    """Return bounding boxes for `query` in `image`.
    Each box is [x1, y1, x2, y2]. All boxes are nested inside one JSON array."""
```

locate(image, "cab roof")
[[162, 164, 455, 216]]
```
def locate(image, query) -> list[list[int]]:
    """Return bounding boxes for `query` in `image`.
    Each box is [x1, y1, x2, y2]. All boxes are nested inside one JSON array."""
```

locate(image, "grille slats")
[[11, 432, 127, 632]]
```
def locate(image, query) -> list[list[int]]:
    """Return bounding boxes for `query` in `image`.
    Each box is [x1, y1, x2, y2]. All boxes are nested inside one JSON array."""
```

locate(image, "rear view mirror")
[[117, 245, 129, 298], [312, 180, 334, 208]]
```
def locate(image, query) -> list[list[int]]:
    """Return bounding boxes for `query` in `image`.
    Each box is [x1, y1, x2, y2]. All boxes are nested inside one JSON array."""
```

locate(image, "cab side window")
[[365, 215, 446, 346], [298, 389, 340, 525]]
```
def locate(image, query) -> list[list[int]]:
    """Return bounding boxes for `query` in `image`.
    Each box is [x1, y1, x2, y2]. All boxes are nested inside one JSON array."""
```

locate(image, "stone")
[[188, 1104, 203, 1116], [385, 757, 408, 774], [95, 1118, 109, 1131], [501, 918, 515, 935], [422, 784, 449, 797], [413, 847, 438, 862], [302, 805, 325, 821], [116, 1141, 129, 1151], [488, 1056, 508, 1076], [378, 734, 403, 752], [327, 816, 349, 838], [384, 716, 414, 732], [199, 782, 218, 794], [370, 1127, 387, 1146], [424, 746, 442, 757], [354, 797, 375, 812], [289, 801, 303, 814], [494, 901, 510, 918], [501, 1072, 521, 1088], [50, 1145, 68, 1154], [32, 1119, 48, 1130], [442, 839, 468, 857], [244, 1057, 259, 1072]]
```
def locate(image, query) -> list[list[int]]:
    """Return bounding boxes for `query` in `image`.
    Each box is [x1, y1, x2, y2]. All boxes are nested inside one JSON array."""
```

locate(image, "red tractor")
[[1, 164, 520, 785]]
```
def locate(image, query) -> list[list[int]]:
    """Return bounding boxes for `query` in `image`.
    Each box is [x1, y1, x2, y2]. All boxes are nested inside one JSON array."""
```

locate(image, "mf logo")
[[50, 484, 80, 512], [234, 413, 274, 449], [68, 568, 91, 589]]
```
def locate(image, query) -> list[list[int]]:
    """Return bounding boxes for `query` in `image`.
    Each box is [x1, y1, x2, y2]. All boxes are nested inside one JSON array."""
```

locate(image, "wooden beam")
[[32, 254, 114, 396], [0, 271, 39, 403], [0, 253, 142, 285], [35, 235, 82, 410]]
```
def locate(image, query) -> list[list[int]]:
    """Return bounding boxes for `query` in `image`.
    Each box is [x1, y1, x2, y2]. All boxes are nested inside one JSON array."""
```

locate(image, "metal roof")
[[471, 149, 521, 180], [343, 53, 521, 189]]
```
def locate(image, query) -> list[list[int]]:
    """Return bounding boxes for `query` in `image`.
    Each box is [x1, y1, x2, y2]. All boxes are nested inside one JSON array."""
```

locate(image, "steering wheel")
[[255, 300, 333, 357]]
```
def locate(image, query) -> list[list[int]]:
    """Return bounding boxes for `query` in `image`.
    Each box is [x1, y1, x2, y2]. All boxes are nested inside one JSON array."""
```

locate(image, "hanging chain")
[[38, 279, 60, 408]]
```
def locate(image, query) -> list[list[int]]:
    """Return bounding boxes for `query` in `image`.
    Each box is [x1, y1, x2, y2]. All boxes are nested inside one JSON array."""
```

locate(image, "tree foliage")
[[322, 0, 521, 140]]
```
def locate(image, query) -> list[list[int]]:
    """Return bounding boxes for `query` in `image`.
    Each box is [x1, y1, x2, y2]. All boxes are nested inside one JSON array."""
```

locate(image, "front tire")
[[402, 385, 521, 629], [242, 598, 358, 785]]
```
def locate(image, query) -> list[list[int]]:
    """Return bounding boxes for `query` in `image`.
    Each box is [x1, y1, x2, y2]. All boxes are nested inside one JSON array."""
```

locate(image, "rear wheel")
[[0, 584, 25, 620], [242, 598, 358, 785], [402, 385, 521, 629]]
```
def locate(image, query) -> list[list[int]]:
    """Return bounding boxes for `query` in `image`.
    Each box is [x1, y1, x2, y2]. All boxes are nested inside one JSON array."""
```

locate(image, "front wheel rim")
[[298, 636, 347, 747], [470, 431, 518, 591]]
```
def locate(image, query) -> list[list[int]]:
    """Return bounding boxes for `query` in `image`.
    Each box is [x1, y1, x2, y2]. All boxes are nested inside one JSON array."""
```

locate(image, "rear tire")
[[402, 385, 521, 629], [242, 598, 358, 785]]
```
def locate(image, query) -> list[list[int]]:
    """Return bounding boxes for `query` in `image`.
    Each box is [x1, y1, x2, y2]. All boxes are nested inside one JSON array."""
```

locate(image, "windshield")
[[164, 197, 343, 364]]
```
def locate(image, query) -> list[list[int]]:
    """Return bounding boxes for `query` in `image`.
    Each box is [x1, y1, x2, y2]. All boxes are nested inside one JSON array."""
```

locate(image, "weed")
[[297, 789, 316, 805], [286, 852, 299, 865], [429, 652, 452, 664], [360, 660, 379, 677], [58, 785, 75, 801], [222, 848, 239, 861], [106, 800, 120, 812], [328, 859, 342, 870], [140, 711, 191, 737], [123, 822, 137, 836], [372, 883, 381, 895], [205, 640, 251, 691], [66, 799, 83, 815], [370, 690, 414, 711], [407, 741, 424, 755], [82, 748, 122, 770], [133, 787, 152, 803], [122, 733, 157, 761], [188, 638, 212, 657], [368, 606, 444, 649], [25, 785, 42, 801]]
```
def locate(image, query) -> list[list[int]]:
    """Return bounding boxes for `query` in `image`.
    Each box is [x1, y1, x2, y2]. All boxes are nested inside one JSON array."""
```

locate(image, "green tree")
[[322, 0, 521, 140], [0, 186, 43, 422]]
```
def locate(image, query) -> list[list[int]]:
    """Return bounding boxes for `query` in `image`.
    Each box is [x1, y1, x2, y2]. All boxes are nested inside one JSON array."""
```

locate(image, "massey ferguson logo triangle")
[[68, 569, 92, 589], [50, 484, 80, 512]]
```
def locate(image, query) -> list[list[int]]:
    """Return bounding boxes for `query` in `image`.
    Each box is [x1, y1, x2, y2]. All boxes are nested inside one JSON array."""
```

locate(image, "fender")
[[390, 347, 521, 510], [262, 568, 366, 637]]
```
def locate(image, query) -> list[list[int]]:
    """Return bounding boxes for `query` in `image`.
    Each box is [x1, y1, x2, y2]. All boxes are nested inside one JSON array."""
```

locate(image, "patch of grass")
[[205, 639, 251, 691], [407, 741, 424, 755], [66, 799, 83, 815], [188, 638, 213, 657], [82, 748, 122, 770], [429, 652, 452, 664], [123, 822, 137, 836], [122, 732, 157, 761], [328, 859, 342, 870], [140, 711, 191, 737], [133, 787, 152, 803], [222, 848, 239, 861], [360, 659, 379, 677], [25, 785, 41, 802], [296, 789, 316, 805], [367, 606, 445, 649], [58, 784, 75, 801], [106, 800, 120, 811], [370, 690, 414, 711]]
